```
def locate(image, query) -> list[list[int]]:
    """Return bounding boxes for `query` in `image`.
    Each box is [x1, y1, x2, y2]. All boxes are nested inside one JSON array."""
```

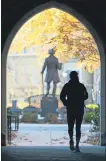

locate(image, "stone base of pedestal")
[[41, 96, 58, 117]]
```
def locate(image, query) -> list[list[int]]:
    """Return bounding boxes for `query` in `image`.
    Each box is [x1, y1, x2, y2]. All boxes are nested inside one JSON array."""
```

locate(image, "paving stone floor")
[[2, 146, 105, 161]]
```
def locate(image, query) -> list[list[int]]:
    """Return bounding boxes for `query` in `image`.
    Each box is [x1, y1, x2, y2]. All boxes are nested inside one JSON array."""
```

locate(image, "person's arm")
[[83, 85, 88, 100], [60, 84, 67, 106], [41, 58, 47, 74]]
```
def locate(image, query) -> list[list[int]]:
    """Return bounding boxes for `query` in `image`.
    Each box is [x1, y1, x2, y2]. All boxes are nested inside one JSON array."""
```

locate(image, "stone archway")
[[2, 1, 106, 145]]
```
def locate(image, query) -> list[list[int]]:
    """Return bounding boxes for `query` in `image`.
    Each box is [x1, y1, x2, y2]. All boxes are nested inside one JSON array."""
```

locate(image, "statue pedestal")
[[41, 96, 58, 117]]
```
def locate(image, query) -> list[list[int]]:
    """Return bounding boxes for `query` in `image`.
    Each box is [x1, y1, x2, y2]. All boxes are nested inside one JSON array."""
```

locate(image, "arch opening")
[[2, 2, 106, 146]]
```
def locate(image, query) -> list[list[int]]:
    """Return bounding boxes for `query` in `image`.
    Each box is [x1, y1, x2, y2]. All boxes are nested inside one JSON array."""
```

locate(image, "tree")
[[9, 8, 100, 72], [26, 96, 32, 106]]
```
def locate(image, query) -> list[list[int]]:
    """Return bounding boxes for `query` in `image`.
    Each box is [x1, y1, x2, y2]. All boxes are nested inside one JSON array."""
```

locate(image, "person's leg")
[[67, 112, 75, 150], [45, 82, 50, 96], [52, 82, 57, 96], [75, 112, 84, 152]]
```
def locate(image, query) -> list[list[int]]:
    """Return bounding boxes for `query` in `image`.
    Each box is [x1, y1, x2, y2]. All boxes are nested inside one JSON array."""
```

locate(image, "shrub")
[[21, 112, 38, 123], [84, 105, 100, 132], [30, 113, 38, 123], [45, 113, 58, 123], [90, 106, 100, 132], [84, 112, 94, 123], [7, 108, 12, 115], [86, 104, 98, 109]]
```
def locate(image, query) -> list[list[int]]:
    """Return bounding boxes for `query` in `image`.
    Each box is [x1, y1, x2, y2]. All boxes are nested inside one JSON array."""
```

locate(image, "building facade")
[[7, 54, 95, 106]]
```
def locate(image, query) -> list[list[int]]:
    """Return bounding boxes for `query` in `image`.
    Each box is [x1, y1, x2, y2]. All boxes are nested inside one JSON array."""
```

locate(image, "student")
[[60, 71, 88, 152]]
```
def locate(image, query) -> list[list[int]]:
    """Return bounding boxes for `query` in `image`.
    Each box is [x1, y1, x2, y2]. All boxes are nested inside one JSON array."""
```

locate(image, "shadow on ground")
[[2, 146, 105, 161]]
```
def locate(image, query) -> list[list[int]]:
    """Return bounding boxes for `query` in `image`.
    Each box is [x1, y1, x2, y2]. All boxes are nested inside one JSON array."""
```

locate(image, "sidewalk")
[[9, 131, 92, 146], [9, 123, 96, 146]]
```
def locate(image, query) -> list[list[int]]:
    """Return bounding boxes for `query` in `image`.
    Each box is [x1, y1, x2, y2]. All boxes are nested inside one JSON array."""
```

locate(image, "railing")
[[7, 114, 19, 145]]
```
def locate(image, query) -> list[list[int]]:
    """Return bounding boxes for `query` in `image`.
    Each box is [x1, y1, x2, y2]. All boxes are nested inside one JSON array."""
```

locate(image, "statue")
[[41, 48, 62, 97]]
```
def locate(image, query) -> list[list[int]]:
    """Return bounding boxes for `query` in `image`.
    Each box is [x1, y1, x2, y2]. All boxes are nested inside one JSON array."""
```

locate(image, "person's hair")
[[48, 48, 55, 55], [69, 71, 79, 81]]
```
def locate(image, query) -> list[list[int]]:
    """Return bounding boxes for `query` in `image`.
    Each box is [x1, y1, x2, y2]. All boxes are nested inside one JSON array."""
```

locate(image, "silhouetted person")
[[60, 71, 88, 152]]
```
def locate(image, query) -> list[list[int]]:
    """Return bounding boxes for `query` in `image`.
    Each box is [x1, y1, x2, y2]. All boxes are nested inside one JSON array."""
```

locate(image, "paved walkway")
[[2, 146, 105, 161], [10, 130, 92, 146], [10, 124, 94, 146]]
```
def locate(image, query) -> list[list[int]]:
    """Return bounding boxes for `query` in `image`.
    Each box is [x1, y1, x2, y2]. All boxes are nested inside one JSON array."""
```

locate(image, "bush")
[[7, 108, 12, 115], [86, 104, 98, 110], [21, 112, 38, 123], [30, 113, 38, 123], [84, 105, 100, 133], [90, 106, 100, 132], [84, 112, 94, 123], [45, 113, 58, 124]]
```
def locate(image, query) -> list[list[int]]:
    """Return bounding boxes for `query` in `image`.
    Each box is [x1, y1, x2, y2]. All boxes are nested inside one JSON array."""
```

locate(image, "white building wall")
[[7, 55, 94, 104]]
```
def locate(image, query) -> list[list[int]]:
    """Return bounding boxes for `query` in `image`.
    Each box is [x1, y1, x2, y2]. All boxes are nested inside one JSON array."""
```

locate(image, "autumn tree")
[[9, 8, 100, 72]]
